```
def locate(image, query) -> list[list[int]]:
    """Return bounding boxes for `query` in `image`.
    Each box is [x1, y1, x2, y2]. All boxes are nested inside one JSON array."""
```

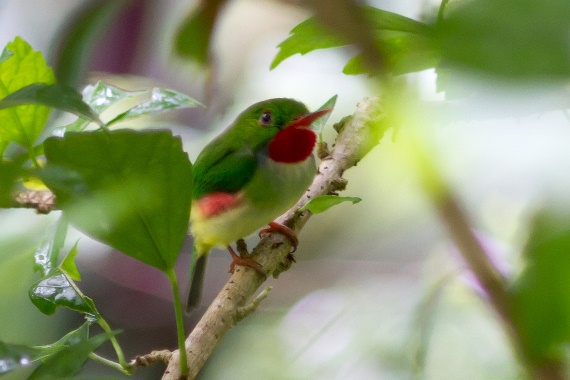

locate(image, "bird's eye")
[[259, 110, 273, 126]]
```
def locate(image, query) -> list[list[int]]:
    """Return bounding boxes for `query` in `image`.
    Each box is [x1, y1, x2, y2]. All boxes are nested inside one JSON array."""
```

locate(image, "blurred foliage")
[[52, 1, 129, 87], [271, 6, 433, 75], [435, 0, 570, 81], [270, 0, 570, 93], [174, 0, 228, 67], [511, 212, 570, 362]]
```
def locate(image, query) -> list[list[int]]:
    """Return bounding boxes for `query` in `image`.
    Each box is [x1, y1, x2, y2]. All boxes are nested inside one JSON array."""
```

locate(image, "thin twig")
[[236, 286, 273, 321]]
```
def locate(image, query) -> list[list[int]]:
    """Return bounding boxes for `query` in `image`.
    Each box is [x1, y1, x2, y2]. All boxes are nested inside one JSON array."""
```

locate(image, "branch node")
[[236, 239, 249, 257], [333, 115, 351, 133], [236, 286, 273, 321], [14, 190, 56, 214], [331, 177, 348, 192], [317, 141, 331, 159], [132, 349, 172, 367]]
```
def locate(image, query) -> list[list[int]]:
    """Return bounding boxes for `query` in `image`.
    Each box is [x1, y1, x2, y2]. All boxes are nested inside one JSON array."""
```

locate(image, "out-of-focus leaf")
[[0, 323, 93, 376], [0, 83, 101, 124], [59, 242, 81, 281], [0, 45, 14, 64], [311, 95, 337, 135], [33, 217, 69, 278], [174, 0, 228, 66], [411, 273, 454, 373], [271, 6, 430, 70], [28, 330, 112, 379], [271, 17, 346, 70], [511, 212, 570, 361], [53, 1, 128, 87], [434, 0, 570, 81], [29, 270, 96, 316], [0, 341, 42, 375], [300, 195, 361, 214], [42, 130, 193, 271], [343, 34, 437, 75], [58, 81, 146, 133], [106, 88, 203, 126], [30, 323, 90, 363], [82, 80, 145, 114], [0, 37, 55, 155], [42, 322, 90, 353], [0, 154, 27, 207]]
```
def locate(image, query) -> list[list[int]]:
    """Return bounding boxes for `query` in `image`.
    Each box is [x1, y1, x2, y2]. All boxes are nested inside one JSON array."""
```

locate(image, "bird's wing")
[[192, 141, 257, 199]]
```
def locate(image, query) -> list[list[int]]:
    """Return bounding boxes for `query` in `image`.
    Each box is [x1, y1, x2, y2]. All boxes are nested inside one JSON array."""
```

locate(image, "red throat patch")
[[268, 127, 316, 163]]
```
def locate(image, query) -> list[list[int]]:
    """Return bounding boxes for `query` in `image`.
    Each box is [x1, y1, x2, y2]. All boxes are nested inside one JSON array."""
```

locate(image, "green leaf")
[[29, 270, 96, 316], [30, 218, 97, 317], [0, 37, 56, 155], [31, 323, 90, 363], [0, 323, 93, 376], [174, 0, 227, 66], [58, 81, 146, 133], [42, 130, 193, 271], [0, 83, 101, 124], [0, 341, 43, 375], [312, 95, 337, 136], [271, 6, 431, 70], [343, 34, 437, 75], [33, 217, 69, 278], [28, 331, 112, 379], [52, 1, 128, 87], [300, 195, 361, 214], [271, 17, 346, 70], [0, 154, 27, 207], [106, 88, 204, 126], [0, 45, 14, 65], [511, 211, 570, 361], [59, 242, 81, 281], [434, 0, 570, 80], [82, 81, 146, 114], [43, 322, 90, 352]]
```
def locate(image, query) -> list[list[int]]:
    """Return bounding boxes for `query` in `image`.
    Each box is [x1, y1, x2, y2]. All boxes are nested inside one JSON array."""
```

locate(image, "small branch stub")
[[14, 189, 56, 213], [132, 350, 172, 367]]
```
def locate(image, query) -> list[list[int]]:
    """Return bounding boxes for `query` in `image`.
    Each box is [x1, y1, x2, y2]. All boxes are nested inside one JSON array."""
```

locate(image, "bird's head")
[[233, 98, 332, 163]]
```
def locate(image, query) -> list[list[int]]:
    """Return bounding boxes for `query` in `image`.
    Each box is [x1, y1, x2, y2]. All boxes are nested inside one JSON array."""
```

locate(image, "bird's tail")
[[187, 245, 207, 312]]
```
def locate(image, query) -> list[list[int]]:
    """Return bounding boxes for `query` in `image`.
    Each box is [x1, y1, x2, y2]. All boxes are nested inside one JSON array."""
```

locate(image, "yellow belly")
[[190, 155, 315, 256]]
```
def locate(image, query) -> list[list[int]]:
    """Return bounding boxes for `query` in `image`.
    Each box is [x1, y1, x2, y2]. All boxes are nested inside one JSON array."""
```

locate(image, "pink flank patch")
[[268, 127, 316, 163], [195, 192, 241, 218]]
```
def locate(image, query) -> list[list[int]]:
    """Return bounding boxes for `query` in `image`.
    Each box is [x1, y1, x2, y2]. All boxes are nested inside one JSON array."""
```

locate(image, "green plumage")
[[191, 98, 309, 199]]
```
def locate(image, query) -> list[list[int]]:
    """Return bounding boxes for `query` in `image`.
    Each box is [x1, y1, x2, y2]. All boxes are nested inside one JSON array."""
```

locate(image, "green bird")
[[187, 98, 332, 309]]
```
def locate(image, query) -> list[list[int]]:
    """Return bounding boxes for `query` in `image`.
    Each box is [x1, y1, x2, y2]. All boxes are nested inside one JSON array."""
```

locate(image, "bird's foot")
[[227, 244, 264, 274], [259, 221, 298, 252]]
